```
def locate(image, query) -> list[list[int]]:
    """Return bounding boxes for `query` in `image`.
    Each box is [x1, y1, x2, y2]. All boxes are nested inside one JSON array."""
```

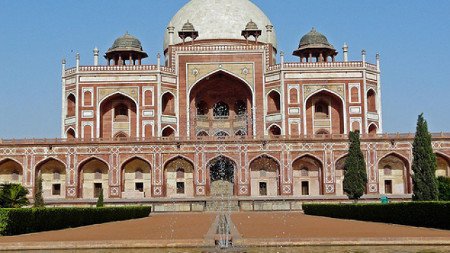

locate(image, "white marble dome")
[[164, 0, 277, 50]]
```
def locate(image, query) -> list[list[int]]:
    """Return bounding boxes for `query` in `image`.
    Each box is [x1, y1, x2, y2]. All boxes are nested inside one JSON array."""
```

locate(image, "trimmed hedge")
[[303, 202, 450, 230], [0, 206, 151, 236]]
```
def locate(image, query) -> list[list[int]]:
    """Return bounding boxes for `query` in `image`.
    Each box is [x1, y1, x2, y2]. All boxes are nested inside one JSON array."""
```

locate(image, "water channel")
[[5, 246, 450, 253]]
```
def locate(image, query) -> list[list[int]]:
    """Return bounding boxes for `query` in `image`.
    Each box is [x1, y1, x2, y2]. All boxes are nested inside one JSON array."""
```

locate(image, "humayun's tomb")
[[0, 0, 449, 211]]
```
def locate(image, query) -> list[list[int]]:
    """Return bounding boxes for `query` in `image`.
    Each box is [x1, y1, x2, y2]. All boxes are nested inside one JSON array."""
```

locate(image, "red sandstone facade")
[[0, 0, 449, 206]]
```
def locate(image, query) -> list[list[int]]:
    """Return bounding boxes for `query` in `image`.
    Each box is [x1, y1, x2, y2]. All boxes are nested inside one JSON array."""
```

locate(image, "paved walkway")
[[1, 212, 450, 250]]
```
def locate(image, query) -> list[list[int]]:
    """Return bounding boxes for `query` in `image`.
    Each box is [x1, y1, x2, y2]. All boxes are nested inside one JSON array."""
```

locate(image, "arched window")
[[197, 131, 208, 137], [176, 168, 185, 179], [235, 130, 246, 136], [213, 101, 229, 118], [162, 93, 175, 115], [368, 124, 378, 135], [114, 132, 127, 139], [269, 125, 281, 136], [11, 170, 19, 181], [144, 90, 153, 106], [162, 127, 175, 137], [314, 100, 329, 119], [367, 89, 377, 113], [289, 88, 298, 104], [384, 165, 392, 176], [196, 101, 208, 116], [316, 129, 329, 135], [114, 103, 128, 121], [260, 169, 267, 177], [94, 169, 102, 180], [267, 91, 281, 114], [350, 87, 359, 103], [83, 91, 92, 106], [215, 131, 229, 137], [135, 169, 143, 180], [301, 167, 309, 176], [66, 128, 76, 139], [67, 94, 76, 117], [53, 170, 61, 180], [234, 100, 247, 116]]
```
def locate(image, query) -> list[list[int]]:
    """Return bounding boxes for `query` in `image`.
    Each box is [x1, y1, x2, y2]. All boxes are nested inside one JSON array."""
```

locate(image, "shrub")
[[438, 177, 450, 201], [0, 206, 151, 236], [0, 184, 29, 208], [303, 202, 450, 230]]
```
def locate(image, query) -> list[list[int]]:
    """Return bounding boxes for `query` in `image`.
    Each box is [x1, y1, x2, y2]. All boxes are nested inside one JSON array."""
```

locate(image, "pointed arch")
[[163, 155, 195, 169], [188, 70, 255, 137], [120, 156, 151, 198], [368, 123, 378, 135], [114, 131, 128, 139], [267, 89, 281, 114], [161, 125, 176, 137], [268, 123, 282, 136], [96, 91, 139, 138], [249, 153, 281, 166], [292, 154, 324, 195], [196, 130, 209, 137], [189, 69, 254, 94], [435, 152, 450, 177], [377, 152, 411, 194], [0, 158, 24, 184], [367, 88, 377, 113], [66, 127, 76, 139], [77, 156, 110, 199], [0, 157, 24, 168], [161, 91, 176, 116], [303, 88, 347, 135], [98, 91, 138, 106], [66, 93, 76, 117], [163, 156, 195, 197], [35, 157, 67, 198], [249, 154, 281, 196], [214, 130, 230, 137]]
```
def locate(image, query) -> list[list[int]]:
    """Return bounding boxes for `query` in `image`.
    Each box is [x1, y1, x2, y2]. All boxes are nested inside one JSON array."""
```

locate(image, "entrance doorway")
[[208, 156, 235, 196]]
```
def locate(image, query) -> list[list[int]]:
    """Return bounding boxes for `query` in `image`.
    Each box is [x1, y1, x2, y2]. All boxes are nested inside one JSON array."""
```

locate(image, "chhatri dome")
[[164, 0, 277, 50]]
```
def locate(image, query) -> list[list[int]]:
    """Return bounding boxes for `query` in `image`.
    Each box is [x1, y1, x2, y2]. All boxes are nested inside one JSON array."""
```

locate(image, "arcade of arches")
[[190, 72, 253, 137], [0, 152, 449, 199]]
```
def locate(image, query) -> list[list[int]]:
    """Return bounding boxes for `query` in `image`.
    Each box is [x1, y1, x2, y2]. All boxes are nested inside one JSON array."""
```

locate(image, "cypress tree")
[[412, 113, 438, 201], [96, 190, 104, 207], [33, 175, 45, 208], [343, 131, 368, 200]]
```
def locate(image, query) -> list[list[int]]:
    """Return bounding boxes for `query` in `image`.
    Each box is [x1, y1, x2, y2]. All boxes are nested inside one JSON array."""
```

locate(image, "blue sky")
[[0, 0, 449, 138]]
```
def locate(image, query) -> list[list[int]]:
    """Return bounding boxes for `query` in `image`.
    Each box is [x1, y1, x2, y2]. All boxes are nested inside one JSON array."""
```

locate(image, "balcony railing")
[[64, 65, 176, 76], [266, 61, 377, 72], [195, 115, 248, 136], [1, 132, 449, 146]]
